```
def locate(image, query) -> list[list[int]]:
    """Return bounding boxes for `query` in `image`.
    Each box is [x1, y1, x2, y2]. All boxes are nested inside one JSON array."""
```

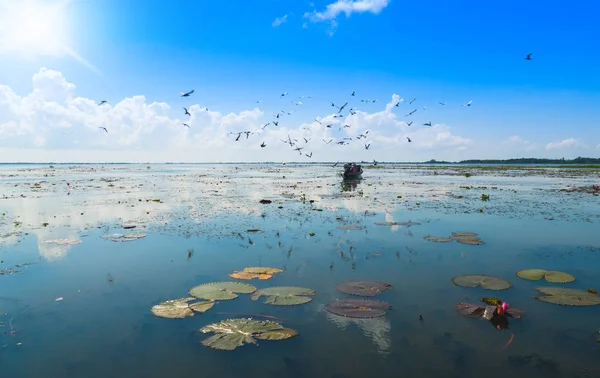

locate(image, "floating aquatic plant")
[[41, 239, 82, 245], [516, 269, 576, 283], [100, 233, 146, 242], [189, 282, 257, 300], [150, 297, 215, 319], [199, 318, 297, 351], [533, 287, 600, 306], [424, 232, 485, 245], [481, 297, 501, 305], [451, 274, 512, 290], [250, 286, 315, 305], [335, 280, 393, 297], [337, 225, 363, 230], [374, 221, 421, 226], [229, 267, 283, 280], [325, 299, 392, 318], [423, 236, 454, 243]]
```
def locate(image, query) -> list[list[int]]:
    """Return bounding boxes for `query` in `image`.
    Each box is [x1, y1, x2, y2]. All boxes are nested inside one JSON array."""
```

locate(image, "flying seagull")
[[260, 142, 266, 148], [423, 122, 432, 126], [409, 98, 416, 105], [338, 102, 348, 113], [281, 92, 288, 97], [181, 90, 194, 97], [462, 100, 473, 107], [439, 102, 446, 106], [525, 53, 533, 60], [99, 127, 108, 133], [394, 102, 400, 107], [406, 121, 413, 126], [182, 123, 190, 128], [351, 91, 355, 96], [98, 100, 108, 106], [183, 107, 191, 116], [406, 137, 411, 143], [365, 143, 371, 150]]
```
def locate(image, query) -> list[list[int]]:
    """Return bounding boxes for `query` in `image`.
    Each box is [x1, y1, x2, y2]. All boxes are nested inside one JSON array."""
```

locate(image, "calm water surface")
[[1, 165, 599, 378]]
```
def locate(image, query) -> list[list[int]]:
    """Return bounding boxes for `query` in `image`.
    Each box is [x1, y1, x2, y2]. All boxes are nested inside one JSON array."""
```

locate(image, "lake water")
[[1, 164, 599, 378]]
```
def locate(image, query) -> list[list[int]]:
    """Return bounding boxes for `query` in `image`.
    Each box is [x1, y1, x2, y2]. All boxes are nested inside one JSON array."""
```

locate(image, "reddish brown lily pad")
[[335, 280, 393, 297], [325, 299, 391, 318]]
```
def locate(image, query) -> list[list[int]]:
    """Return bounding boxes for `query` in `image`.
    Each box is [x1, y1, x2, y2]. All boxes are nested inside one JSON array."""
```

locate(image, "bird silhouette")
[[180, 90, 194, 97], [525, 53, 533, 60]]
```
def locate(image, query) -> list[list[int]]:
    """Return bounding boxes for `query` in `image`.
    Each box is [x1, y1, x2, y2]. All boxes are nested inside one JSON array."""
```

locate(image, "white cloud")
[[502, 135, 537, 151], [303, 0, 390, 34], [0, 68, 476, 162], [305, 0, 390, 21], [272, 14, 288, 27], [545, 138, 587, 151]]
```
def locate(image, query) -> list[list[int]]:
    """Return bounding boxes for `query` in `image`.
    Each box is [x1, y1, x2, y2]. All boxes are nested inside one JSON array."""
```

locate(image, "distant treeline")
[[423, 157, 600, 165]]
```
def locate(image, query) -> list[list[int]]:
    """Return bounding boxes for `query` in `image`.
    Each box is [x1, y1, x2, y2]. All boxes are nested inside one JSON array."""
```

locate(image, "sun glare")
[[0, 0, 69, 56]]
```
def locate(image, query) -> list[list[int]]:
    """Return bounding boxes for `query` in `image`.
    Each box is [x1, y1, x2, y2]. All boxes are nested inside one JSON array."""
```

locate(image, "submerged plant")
[[199, 318, 298, 351], [250, 286, 316, 305]]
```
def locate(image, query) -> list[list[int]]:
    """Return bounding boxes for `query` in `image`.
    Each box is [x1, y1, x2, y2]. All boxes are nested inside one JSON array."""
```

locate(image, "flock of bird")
[[93, 53, 535, 160]]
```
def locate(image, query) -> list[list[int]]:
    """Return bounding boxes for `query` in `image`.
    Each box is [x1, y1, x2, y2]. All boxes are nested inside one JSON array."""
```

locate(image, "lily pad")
[[100, 233, 146, 242], [243, 267, 284, 275], [229, 271, 272, 280], [337, 225, 363, 230], [190, 301, 216, 313], [41, 239, 82, 245], [250, 286, 316, 305], [451, 274, 512, 290], [151, 297, 197, 319], [481, 297, 501, 305], [516, 269, 576, 283], [199, 318, 297, 351], [325, 299, 392, 318], [453, 236, 486, 245], [424, 236, 454, 243], [229, 267, 283, 280], [533, 287, 600, 306], [375, 221, 421, 226], [455, 302, 524, 319], [189, 282, 257, 300], [451, 232, 478, 237], [335, 280, 393, 297], [254, 328, 299, 340]]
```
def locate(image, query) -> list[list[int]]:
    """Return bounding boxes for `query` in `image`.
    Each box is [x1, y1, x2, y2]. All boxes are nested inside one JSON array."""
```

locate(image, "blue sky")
[[0, 0, 599, 162]]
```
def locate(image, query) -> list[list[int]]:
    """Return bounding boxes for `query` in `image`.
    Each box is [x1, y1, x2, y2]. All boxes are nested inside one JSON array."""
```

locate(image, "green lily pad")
[[190, 301, 216, 313], [254, 328, 299, 340], [533, 287, 600, 306], [424, 236, 454, 243], [250, 286, 316, 305], [151, 297, 196, 319], [189, 282, 257, 300], [451, 274, 512, 290], [199, 318, 298, 350], [516, 269, 575, 283], [453, 236, 485, 245], [451, 232, 478, 237]]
